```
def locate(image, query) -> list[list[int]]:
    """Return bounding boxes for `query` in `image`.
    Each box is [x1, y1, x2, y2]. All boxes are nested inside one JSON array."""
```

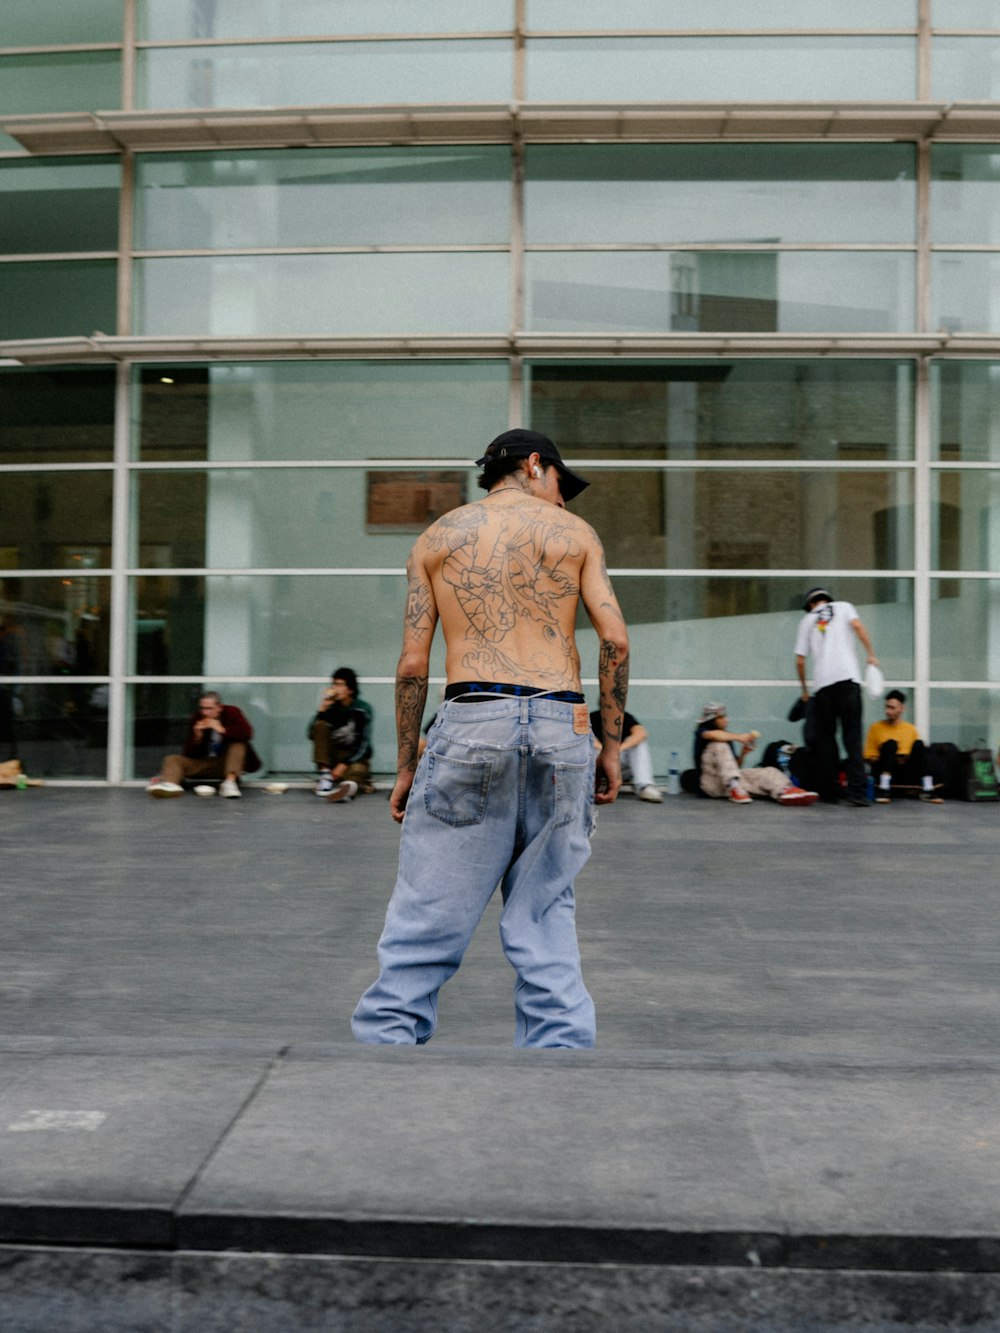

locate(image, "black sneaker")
[[846, 795, 872, 807]]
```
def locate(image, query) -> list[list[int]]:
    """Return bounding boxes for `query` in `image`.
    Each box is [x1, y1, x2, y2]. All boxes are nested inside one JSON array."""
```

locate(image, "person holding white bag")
[[794, 586, 880, 807]]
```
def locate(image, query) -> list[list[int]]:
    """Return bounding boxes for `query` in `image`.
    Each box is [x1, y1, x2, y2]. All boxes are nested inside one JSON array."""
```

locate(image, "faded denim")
[[352, 696, 597, 1048]]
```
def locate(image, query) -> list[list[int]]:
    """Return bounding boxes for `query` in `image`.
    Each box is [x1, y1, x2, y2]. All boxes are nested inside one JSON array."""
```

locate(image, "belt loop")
[[520, 697, 531, 724]]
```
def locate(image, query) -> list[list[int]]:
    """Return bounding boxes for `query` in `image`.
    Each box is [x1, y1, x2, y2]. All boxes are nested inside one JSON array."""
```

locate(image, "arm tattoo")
[[598, 636, 629, 742], [396, 674, 428, 775]]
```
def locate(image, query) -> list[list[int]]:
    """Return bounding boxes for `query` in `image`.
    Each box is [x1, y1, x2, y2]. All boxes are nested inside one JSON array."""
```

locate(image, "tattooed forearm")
[[598, 636, 629, 743], [396, 674, 428, 774]]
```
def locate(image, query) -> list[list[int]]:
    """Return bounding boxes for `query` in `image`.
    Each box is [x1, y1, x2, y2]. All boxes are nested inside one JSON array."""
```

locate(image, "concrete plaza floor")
[[2, 786, 1000, 1330]]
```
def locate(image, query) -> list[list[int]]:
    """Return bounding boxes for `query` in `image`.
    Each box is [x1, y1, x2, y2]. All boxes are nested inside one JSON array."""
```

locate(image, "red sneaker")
[[729, 788, 752, 804], [778, 786, 818, 807]]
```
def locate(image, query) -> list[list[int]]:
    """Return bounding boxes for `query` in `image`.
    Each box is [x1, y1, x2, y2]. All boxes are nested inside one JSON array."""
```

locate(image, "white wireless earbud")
[[533, 466, 542, 478]]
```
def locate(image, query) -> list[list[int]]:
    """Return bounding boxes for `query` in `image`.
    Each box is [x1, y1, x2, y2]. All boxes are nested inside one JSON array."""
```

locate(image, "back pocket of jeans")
[[554, 760, 591, 828], [425, 752, 493, 827]]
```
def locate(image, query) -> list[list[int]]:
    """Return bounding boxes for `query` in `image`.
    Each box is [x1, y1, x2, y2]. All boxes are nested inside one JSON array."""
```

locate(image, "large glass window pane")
[[1, 683, 107, 779], [0, 1, 121, 46], [529, 361, 915, 464], [933, 253, 1000, 333], [135, 468, 472, 570], [134, 253, 509, 336], [0, 368, 116, 464], [135, 148, 511, 250], [932, 37, 1000, 97], [0, 158, 119, 255], [932, 472, 1000, 569], [130, 573, 445, 681], [0, 261, 117, 341], [129, 679, 399, 783], [526, 145, 915, 246], [0, 52, 121, 116], [0, 573, 110, 675], [526, 38, 917, 101], [932, 360, 1000, 461], [565, 470, 913, 571], [528, 0, 916, 28], [934, 1, 1000, 23], [525, 252, 915, 335], [140, 1, 513, 40], [137, 40, 513, 110], [929, 687, 1000, 749], [135, 362, 509, 463], [0, 472, 113, 570], [595, 576, 913, 683], [931, 581, 1000, 681], [931, 145, 1000, 244]]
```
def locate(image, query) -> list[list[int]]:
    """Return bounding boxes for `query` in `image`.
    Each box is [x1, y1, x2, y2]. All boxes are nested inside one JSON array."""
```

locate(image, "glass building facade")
[[2, 0, 1000, 782]]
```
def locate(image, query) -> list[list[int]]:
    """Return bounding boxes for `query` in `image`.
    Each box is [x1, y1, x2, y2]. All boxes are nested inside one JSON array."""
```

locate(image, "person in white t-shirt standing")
[[794, 586, 880, 807]]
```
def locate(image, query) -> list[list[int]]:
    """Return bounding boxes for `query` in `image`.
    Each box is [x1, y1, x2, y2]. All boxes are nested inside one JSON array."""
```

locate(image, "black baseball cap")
[[475, 429, 590, 502], [802, 586, 833, 611]]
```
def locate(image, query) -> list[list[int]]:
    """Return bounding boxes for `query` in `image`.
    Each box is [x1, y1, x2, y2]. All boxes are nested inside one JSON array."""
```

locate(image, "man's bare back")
[[417, 490, 594, 693]]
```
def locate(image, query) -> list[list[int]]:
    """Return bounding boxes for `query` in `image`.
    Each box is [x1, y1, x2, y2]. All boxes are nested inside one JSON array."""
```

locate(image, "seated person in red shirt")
[[864, 689, 941, 804], [147, 690, 260, 799]]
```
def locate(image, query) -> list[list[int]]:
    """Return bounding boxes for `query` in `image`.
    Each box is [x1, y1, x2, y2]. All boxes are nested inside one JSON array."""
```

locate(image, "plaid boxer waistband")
[[444, 680, 585, 704]]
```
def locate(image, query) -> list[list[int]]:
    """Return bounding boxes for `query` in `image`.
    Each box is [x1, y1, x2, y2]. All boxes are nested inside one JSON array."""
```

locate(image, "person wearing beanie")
[[864, 689, 942, 804], [694, 703, 817, 806], [794, 587, 879, 806]]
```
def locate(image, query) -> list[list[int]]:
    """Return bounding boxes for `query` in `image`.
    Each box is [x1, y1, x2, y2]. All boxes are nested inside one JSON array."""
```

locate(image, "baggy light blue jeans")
[[351, 695, 597, 1048]]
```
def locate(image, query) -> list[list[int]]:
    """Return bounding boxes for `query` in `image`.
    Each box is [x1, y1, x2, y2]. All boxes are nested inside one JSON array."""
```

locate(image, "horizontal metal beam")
[[6, 101, 1000, 155], [5, 331, 1000, 366]]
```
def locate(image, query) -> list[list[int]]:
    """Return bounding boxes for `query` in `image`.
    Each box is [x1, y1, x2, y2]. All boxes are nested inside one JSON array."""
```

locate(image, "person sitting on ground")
[[864, 689, 942, 804], [308, 666, 372, 802], [590, 704, 662, 803], [694, 702, 817, 806], [147, 690, 260, 799]]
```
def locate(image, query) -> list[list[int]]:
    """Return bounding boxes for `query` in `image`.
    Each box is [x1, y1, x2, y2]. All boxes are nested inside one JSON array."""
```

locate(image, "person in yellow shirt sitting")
[[864, 689, 942, 804]]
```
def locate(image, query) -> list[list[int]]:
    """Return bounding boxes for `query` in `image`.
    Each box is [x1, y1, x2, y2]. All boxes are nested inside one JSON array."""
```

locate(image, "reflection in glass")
[[931, 360, 1000, 462], [933, 252, 1000, 333], [0, 472, 113, 570], [930, 145, 1000, 244], [0, 261, 117, 341], [130, 573, 445, 682], [0, 52, 121, 116], [137, 40, 513, 110], [0, 368, 116, 464], [134, 253, 509, 337], [134, 361, 510, 463], [140, 0, 514, 40], [135, 469, 464, 569], [526, 37, 916, 101], [0, 0, 121, 46], [0, 682, 107, 778], [930, 581, 1000, 682], [0, 157, 120, 255], [129, 679, 400, 782], [589, 577, 913, 684], [566, 470, 913, 571], [525, 251, 915, 334], [929, 687, 1000, 750], [136, 148, 511, 250], [0, 574, 110, 675], [526, 144, 916, 245], [528, 0, 916, 29], [932, 472, 1000, 570], [529, 361, 914, 464], [932, 36, 1000, 98]]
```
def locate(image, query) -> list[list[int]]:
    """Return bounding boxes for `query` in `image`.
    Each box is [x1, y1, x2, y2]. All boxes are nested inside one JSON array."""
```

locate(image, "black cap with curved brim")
[[475, 429, 589, 503], [802, 586, 833, 611]]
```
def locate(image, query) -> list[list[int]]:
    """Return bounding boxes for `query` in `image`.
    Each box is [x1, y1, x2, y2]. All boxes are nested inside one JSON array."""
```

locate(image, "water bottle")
[[777, 744, 793, 778], [15, 771, 27, 790], [666, 750, 681, 796]]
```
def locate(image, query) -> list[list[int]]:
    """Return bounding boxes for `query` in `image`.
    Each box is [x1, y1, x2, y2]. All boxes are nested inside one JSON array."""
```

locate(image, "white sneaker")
[[326, 779, 358, 804], [147, 780, 183, 798], [315, 772, 335, 797], [637, 784, 664, 803], [219, 778, 241, 798]]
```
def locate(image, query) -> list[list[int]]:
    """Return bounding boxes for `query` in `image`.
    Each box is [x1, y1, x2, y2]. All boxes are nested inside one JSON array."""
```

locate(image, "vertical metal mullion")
[[917, 0, 931, 101], [916, 139, 931, 335], [116, 150, 135, 337], [121, 0, 137, 111], [107, 362, 132, 784], [913, 355, 932, 740], [509, 1, 525, 425]]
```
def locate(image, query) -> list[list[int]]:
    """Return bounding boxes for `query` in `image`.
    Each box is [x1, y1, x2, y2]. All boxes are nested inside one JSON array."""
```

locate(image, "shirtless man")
[[352, 428, 629, 1049]]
